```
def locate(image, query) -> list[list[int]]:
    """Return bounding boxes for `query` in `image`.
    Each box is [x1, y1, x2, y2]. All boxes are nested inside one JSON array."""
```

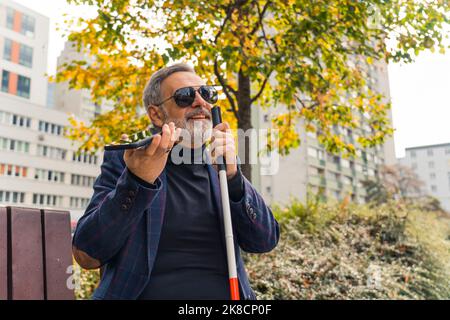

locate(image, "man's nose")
[[192, 90, 212, 110]]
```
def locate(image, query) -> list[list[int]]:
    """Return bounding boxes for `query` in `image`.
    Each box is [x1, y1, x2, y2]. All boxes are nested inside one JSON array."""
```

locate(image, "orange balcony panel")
[[9, 73, 18, 95], [11, 41, 20, 63], [13, 11, 22, 33]]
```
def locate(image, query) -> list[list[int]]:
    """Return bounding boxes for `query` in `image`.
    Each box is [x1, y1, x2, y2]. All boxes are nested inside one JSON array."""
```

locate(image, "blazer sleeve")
[[229, 167, 280, 253], [72, 150, 163, 265]]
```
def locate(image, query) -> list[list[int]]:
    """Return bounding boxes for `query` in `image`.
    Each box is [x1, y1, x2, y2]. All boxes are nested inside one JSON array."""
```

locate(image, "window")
[[430, 173, 436, 180], [3, 39, 32, 68], [446, 148, 450, 155], [21, 14, 35, 37], [17, 75, 30, 98], [5, 8, 35, 37], [317, 150, 325, 160], [427, 149, 434, 156], [331, 172, 340, 181], [1, 70, 10, 92], [0, 137, 29, 153], [429, 162, 435, 169], [70, 174, 95, 187], [3, 39, 12, 61], [361, 151, 367, 162], [37, 145, 67, 160], [19, 44, 33, 67], [431, 185, 437, 193], [1, 70, 31, 99], [34, 169, 65, 183], [70, 197, 90, 209], [0, 163, 28, 178], [412, 163, 418, 170], [0, 111, 30, 128], [72, 152, 98, 165], [0, 191, 25, 204], [332, 156, 340, 166], [341, 159, 350, 169], [410, 151, 416, 158], [38, 121, 64, 136], [6, 8, 14, 30], [32, 193, 62, 207], [308, 147, 317, 158]]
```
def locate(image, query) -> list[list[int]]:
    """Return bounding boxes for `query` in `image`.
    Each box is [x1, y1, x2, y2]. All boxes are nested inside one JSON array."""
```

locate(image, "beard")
[[161, 107, 212, 148]]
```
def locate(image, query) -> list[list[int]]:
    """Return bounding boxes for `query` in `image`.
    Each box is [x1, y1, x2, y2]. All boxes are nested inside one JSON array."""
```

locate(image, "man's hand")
[[124, 122, 181, 184], [211, 122, 238, 179]]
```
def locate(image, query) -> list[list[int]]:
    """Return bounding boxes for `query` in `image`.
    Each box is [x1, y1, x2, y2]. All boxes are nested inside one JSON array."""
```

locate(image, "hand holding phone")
[[123, 122, 181, 184]]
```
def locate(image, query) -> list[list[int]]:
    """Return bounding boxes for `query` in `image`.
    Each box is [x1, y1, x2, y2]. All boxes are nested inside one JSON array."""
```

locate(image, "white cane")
[[211, 106, 240, 300]]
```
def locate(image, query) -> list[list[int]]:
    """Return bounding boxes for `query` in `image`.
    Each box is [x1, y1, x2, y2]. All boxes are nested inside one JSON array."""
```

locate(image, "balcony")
[[308, 156, 326, 168]]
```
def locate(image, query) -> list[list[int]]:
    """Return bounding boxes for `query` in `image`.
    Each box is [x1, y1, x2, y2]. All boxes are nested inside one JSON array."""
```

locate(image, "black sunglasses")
[[155, 85, 219, 108]]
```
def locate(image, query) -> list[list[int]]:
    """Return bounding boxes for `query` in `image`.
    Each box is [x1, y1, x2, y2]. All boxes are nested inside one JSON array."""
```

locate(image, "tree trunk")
[[237, 70, 253, 182]]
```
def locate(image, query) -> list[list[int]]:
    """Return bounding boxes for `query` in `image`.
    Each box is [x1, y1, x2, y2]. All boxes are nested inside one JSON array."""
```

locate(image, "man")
[[72, 63, 280, 300]]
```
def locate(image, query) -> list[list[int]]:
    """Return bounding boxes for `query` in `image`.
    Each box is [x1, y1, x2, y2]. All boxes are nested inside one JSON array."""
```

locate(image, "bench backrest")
[[0, 206, 74, 300]]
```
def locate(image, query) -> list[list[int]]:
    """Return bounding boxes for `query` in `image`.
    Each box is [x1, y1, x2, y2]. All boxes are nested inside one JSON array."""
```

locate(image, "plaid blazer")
[[73, 149, 280, 300]]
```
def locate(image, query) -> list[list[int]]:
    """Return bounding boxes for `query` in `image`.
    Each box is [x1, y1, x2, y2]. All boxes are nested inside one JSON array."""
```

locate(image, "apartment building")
[[0, 0, 101, 221], [54, 41, 114, 118], [398, 143, 450, 212], [0, 94, 100, 214]]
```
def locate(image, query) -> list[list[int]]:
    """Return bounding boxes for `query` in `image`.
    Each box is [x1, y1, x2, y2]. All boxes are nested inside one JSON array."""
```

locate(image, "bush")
[[73, 199, 450, 299], [73, 261, 100, 300], [245, 199, 450, 299]]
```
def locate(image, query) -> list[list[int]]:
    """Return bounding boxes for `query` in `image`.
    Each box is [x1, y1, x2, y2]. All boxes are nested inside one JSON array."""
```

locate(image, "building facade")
[[398, 143, 450, 212], [0, 0, 48, 106], [0, 0, 100, 221], [54, 41, 114, 118]]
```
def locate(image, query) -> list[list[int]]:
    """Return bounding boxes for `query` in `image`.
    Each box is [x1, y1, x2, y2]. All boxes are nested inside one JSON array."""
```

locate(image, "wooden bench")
[[0, 206, 74, 300]]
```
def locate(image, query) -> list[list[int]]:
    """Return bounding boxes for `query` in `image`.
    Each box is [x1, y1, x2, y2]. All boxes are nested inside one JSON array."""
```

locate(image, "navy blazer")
[[73, 149, 280, 300]]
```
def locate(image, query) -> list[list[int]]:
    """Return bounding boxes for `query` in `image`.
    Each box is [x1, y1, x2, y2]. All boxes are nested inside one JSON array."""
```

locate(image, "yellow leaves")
[[271, 113, 301, 155], [305, 123, 316, 134], [57, 0, 403, 158]]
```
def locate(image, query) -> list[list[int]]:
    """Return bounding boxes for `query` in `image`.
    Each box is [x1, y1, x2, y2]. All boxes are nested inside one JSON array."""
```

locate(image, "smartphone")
[[104, 129, 160, 151]]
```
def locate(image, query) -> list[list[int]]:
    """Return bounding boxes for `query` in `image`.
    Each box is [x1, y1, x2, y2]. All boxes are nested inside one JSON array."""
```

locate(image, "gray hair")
[[143, 63, 195, 109]]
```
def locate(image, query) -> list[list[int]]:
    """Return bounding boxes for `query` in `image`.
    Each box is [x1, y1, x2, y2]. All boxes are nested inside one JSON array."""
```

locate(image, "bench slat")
[[43, 209, 74, 300], [0, 207, 7, 300], [10, 207, 44, 300]]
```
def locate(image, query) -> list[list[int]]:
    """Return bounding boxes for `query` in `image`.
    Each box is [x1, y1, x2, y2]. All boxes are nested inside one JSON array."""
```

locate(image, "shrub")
[[245, 200, 450, 299], [73, 200, 450, 299]]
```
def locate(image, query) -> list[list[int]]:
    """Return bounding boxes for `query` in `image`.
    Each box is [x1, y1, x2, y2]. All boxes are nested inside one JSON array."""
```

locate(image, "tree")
[[362, 164, 425, 204], [55, 0, 450, 180]]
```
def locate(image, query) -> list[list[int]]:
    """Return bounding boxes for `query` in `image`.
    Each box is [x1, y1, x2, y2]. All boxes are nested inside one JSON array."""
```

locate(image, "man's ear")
[[147, 105, 164, 127]]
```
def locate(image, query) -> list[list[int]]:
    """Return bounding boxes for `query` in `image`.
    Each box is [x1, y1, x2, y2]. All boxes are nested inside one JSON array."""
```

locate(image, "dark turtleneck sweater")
[[134, 144, 244, 299]]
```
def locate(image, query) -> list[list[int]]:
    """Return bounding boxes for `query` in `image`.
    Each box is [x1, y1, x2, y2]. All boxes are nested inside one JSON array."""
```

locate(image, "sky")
[[13, 0, 450, 159]]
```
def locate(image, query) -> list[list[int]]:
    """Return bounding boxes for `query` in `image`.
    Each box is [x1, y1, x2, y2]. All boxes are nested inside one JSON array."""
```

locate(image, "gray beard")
[[161, 108, 212, 148]]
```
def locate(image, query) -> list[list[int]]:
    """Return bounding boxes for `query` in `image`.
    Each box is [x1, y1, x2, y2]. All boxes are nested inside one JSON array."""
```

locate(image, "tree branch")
[[214, 59, 239, 121], [214, 4, 234, 44], [250, 71, 272, 103], [249, 1, 271, 36]]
